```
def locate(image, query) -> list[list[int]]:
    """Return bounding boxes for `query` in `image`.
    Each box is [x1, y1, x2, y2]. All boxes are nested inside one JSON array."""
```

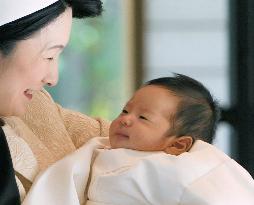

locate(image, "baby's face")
[[109, 85, 180, 152]]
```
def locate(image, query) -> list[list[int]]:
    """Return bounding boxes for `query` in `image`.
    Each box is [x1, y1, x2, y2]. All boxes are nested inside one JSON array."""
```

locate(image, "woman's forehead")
[[36, 7, 72, 50], [2, 8, 72, 63], [13, 7, 73, 55]]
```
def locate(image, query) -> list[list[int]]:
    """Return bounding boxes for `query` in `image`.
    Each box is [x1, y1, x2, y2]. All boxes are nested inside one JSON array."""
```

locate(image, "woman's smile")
[[24, 89, 33, 100]]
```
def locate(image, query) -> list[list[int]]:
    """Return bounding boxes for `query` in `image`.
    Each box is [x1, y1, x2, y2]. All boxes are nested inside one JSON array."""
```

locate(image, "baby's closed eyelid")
[[122, 109, 128, 113], [139, 115, 148, 120]]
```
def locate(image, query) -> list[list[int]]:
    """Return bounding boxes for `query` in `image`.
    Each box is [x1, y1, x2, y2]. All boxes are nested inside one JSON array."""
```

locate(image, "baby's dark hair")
[[145, 73, 221, 143]]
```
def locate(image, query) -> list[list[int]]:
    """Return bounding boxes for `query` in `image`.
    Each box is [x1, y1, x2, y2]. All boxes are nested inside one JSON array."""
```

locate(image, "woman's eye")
[[47, 57, 54, 61], [139, 115, 148, 120]]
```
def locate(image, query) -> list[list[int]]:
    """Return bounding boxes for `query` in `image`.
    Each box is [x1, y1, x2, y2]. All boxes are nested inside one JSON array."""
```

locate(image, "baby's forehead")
[[130, 85, 180, 102], [125, 88, 180, 116]]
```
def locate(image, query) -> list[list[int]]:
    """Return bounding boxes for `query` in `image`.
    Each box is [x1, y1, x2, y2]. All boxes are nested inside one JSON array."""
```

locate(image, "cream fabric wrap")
[[4, 89, 110, 201], [22, 138, 254, 205]]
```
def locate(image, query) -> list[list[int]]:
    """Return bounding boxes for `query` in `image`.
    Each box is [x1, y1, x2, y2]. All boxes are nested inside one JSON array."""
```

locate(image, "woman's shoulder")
[[2, 124, 39, 202], [2, 124, 39, 180], [4, 89, 110, 162]]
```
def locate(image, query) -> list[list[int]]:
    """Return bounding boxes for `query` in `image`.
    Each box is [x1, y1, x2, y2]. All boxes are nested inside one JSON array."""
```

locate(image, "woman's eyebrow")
[[47, 45, 65, 50]]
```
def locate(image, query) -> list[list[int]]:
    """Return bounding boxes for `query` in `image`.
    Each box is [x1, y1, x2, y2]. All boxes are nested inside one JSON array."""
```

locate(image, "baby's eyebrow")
[[124, 101, 133, 108], [139, 108, 155, 115]]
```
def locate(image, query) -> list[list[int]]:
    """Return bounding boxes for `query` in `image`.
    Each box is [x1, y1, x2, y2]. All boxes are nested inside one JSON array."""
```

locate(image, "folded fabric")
[[87, 140, 254, 205], [22, 137, 108, 205], [22, 138, 254, 205]]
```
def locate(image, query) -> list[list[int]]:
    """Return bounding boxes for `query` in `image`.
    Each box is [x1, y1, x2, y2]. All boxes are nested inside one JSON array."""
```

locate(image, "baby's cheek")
[[109, 124, 115, 136], [109, 119, 119, 131]]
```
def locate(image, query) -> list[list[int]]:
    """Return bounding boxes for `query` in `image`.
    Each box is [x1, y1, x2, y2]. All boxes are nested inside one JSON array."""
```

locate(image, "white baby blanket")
[[22, 137, 254, 205]]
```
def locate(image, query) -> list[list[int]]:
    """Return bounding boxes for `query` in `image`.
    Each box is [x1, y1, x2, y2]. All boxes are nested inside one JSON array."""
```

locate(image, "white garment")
[[22, 137, 108, 205], [87, 140, 254, 205], [23, 137, 254, 205]]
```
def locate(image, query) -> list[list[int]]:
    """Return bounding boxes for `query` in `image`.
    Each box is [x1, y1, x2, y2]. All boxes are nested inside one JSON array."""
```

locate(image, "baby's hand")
[[103, 145, 111, 150]]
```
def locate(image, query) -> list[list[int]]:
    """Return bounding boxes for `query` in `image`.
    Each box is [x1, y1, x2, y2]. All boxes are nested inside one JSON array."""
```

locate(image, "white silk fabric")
[[23, 138, 254, 205]]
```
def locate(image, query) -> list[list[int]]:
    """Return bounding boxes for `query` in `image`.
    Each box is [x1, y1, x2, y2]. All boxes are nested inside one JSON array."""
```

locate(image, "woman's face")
[[0, 7, 72, 116]]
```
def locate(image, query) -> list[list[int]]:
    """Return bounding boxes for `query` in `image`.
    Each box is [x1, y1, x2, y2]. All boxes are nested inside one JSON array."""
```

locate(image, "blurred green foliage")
[[47, 0, 125, 120]]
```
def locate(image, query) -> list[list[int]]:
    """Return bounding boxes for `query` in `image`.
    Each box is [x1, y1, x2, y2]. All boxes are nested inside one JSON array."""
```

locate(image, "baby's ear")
[[164, 136, 193, 155]]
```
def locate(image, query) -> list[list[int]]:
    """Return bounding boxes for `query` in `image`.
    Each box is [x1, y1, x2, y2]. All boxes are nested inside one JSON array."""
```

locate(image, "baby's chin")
[[109, 141, 129, 149], [109, 135, 130, 149], [109, 143, 124, 149]]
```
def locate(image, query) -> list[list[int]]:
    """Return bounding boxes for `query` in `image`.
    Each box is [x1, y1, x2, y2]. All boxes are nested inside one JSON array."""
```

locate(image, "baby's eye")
[[47, 57, 54, 61], [122, 109, 128, 114], [139, 115, 148, 120]]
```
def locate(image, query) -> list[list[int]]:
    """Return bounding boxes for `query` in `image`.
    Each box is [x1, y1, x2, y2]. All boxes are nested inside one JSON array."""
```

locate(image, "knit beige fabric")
[[3, 89, 110, 201]]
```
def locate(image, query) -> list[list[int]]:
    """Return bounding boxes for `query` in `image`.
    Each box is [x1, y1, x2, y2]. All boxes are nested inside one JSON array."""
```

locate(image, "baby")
[[108, 73, 219, 155], [23, 74, 254, 205], [86, 74, 254, 205]]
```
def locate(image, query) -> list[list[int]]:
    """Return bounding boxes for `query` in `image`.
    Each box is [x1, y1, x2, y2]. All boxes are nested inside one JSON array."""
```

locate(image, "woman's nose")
[[42, 64, 59, 87]]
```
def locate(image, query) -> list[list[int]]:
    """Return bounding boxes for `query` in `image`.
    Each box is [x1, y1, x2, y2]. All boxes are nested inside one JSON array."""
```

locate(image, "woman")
[[0, 0, 109, 204]]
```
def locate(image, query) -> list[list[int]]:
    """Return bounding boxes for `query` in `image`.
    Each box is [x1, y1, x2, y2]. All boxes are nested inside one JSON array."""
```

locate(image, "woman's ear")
[[164, 136, 193, 155]]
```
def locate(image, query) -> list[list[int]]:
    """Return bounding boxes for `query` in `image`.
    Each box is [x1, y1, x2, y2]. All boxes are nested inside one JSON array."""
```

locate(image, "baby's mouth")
[[115, 132, 129, 139]]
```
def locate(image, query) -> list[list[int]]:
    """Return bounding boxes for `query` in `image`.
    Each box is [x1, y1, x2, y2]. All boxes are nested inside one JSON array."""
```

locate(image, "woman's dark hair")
[[145, 73, 221, 144], [0, 118, 4, 126], [0, 0, 103, 55]]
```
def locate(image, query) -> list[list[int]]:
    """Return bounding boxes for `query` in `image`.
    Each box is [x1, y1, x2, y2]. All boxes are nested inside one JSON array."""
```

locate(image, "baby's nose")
[[120, 116, 132, 127]]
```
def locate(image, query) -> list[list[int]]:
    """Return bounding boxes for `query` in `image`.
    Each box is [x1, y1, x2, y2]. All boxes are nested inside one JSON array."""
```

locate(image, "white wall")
[[143, 0, 231, 155]]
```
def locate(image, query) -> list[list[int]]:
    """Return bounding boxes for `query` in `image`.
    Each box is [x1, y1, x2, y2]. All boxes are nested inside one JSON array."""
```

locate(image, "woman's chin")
[[10, 103, 29, 117]]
